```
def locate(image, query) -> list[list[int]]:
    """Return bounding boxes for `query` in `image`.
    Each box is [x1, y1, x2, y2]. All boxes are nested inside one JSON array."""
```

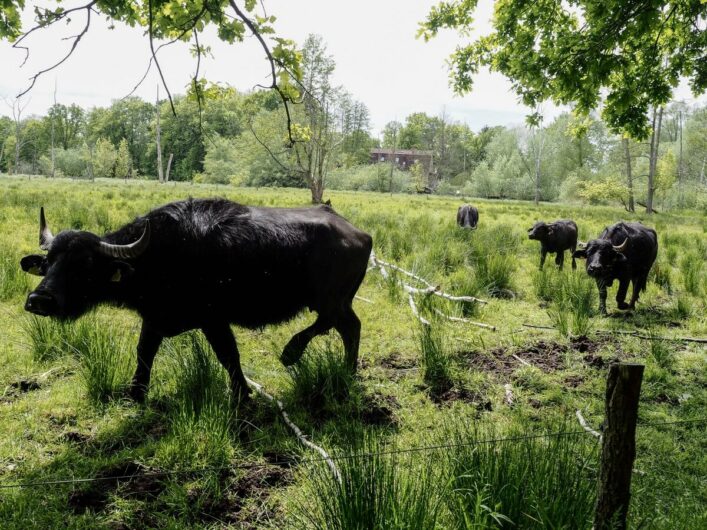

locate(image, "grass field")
[[0, 175, 705, 529]]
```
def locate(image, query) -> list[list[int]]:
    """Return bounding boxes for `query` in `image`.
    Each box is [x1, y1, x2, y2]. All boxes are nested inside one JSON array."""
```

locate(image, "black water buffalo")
[[573, 221, 657, 315], [457, 204, 479, 229], [20, 198, 372, 402], [527, 220, 578, 270]]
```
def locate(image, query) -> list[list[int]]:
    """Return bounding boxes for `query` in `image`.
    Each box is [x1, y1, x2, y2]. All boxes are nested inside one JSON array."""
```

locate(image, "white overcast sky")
[[1, 0, 704, 136]]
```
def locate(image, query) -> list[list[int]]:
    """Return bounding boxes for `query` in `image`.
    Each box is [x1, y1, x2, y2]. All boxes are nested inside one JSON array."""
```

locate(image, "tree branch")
[[228, 0, 297, 146], [148, 0, 175, 115], [16, 2, 97, 98]]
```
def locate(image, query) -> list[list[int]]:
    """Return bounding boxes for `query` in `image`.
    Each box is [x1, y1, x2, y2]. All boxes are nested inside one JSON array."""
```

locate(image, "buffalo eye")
[[20, 255, 47, 276]]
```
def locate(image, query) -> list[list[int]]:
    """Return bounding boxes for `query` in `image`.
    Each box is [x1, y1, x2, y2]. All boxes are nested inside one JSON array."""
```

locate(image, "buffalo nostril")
[[25, 292, 55, 316]]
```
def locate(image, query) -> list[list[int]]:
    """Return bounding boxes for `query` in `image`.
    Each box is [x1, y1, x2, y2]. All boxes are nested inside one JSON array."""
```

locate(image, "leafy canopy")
[[420, 1, 707, 139]]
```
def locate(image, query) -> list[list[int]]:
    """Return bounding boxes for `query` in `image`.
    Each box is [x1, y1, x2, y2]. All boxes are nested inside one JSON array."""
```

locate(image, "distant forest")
[[2, 35, 706, 211]]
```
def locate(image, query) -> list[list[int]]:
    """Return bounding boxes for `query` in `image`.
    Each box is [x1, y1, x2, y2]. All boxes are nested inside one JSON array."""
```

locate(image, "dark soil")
[[564, 374, 585, 388], [379, 352, 418, 381], [462, 337, 621, 376], [68, 462, 164, 514], [197, 466, 293, 528], [359, 392, 399, 426], [1, 378, 41, 403], [429, 385, 492, 411]]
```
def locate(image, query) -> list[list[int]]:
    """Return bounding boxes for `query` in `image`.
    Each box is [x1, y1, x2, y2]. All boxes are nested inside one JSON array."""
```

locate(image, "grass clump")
[[443, 422, 597, 529], [157, 333, 235, 469], [76, 325, 133, 405], [296, 436, 440, 530], [287, 339, 355, 415], [680, 251, 703, 296], [0, 250, 30, 301], [418, 323, 453, 395], [547, 271, 594, 337], [466, 225, 520, 297]]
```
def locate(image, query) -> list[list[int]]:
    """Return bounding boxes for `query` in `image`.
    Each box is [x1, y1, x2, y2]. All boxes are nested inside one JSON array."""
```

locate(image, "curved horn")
[[39, 207, 54, 250], [99, 220, 151, 259], [613, 238, 628, 253]]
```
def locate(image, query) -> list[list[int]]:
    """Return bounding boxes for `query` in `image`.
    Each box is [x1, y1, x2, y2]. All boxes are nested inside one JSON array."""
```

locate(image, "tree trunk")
[[677, 110, 683, 207], [623, 138, 634, 212], [646, 107, 663, 215], [51, 80, 57, 178], [156, 86, 164, 183], [310, 174, 324, 204], [13, 121, 21, 175], [165, 153, 173, 182]]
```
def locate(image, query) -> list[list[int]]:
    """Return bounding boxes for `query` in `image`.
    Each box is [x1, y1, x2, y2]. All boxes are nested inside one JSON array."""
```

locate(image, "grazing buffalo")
[[20, 199, 372, 402], [527, 220, 578, 270], [573, 221, 658, 315], [457, 204, 479, 229]]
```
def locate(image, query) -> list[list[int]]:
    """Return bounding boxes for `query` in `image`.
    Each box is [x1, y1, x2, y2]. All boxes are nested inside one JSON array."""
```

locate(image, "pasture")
[[0, 175, 705, 529]]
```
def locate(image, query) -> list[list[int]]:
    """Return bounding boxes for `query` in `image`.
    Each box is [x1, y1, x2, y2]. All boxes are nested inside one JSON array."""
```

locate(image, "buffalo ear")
[[573, 249, 587, 259], [20, 255, 47, 276], [110, 261, 135, 283]]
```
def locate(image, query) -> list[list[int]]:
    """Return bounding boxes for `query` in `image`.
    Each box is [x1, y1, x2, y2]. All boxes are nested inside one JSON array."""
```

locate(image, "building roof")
[[370, 148, 433, 156]]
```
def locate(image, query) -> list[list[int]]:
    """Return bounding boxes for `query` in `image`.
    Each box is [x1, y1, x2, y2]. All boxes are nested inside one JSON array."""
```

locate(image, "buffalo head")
[[527, 221, 553, 241], [20, 207, 150, 320], [572, 238, 628, 279]]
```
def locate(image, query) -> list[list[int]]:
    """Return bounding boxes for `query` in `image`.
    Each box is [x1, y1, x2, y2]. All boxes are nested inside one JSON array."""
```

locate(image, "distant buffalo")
[[573, 221, 658, 315], [20, 199, 373, 402], [527, 220, 578, 270], [457, 204, 479, 229]]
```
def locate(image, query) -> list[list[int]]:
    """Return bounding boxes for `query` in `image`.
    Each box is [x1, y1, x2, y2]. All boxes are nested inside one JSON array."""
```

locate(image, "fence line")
[[1, 417, 704, 490]]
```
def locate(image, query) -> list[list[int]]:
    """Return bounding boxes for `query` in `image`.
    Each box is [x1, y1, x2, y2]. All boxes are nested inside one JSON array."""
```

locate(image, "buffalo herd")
[[459, 203, 658, 316], [19, 198, 658, 402]]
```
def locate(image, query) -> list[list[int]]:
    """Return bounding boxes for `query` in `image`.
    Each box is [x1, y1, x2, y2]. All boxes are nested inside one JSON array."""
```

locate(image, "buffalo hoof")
[[127, 384, 148, 404], [617, 301, 630, 310]]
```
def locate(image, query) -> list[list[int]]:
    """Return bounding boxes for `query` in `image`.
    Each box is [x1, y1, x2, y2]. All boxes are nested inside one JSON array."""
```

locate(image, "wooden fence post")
[[594, 363, 644, 530]]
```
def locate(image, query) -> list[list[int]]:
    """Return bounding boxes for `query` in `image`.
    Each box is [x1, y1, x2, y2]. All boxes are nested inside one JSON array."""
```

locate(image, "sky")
[[1, 0, 705, 136]]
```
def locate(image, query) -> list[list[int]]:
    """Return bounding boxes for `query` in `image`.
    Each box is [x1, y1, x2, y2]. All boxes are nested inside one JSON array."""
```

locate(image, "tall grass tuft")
[[0, 250, 31, 301], [418, 323, 453, 395], [646, 331, 674, 371], [466, 225, 520, 297], [296, 436, 440, 529], [158, 332, 235, 469], [532, 267, 559, 302], [650, 260, 672, 294], [547, 271, 594, 337], [443, 422, 597, 529], [287, 339, 354, 413], [680, 251, 703, 296]]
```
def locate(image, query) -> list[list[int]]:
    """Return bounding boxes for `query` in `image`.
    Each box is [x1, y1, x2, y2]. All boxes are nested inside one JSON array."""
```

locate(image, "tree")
[[420, 1, 707, 139], [115, 138, 131, 180], [1, 1, 302, 147], [93, 138, 117, 178]]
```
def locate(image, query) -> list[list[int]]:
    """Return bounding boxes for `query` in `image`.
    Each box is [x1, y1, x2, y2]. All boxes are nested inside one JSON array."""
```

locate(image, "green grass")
[[0, 175, 705, 529]]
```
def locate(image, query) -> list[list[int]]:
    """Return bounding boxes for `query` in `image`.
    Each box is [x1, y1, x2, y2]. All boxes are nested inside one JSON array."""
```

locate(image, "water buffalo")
[[457, 204, 479, 229], [20, 198, 373, 402], [573, 221, 657, 315], [527, 220, 578, 270]]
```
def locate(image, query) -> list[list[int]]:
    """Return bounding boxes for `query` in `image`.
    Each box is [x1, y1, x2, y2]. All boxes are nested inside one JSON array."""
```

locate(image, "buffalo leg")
[[628, 276, 644, 309], [129, 322, 163, 402], [202, 324, 251, 401], [555, 251, 565, 270], [334, 306, 361, 372], [597, 281, 608, 315], [616, 278, 630, 310], [280, 316, 332, 366], [570, 244, 577, 270], [539, 249, 547, 270]]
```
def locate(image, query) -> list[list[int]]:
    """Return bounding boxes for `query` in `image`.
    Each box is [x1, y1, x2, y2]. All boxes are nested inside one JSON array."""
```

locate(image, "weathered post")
[[594, 363, 644, 530]]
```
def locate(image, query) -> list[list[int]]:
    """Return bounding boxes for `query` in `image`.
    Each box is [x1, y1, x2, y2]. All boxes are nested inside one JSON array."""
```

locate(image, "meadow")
[[0, 175, 705, 529]]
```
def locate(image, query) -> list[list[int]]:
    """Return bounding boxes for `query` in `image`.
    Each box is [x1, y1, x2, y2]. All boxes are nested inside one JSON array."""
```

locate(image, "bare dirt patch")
[[197, 465, 293, 528], [360, 392, 399, 426], [428, 385, 492, 410], [68, 461, 164, 514], [462, 337, 620, 376], [1, 378, 41, 403]]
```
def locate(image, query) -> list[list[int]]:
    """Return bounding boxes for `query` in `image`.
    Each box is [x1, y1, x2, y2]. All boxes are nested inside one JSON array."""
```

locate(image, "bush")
[[327, 164, 412, 193]]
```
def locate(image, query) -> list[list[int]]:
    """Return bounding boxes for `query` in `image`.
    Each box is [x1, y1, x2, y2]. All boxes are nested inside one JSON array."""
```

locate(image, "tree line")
[[1, 34, 705, 210]]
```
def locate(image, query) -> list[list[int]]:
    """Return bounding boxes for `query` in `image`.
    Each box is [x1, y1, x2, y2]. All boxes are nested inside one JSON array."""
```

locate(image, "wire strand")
[[0, 417, 703, 490]]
